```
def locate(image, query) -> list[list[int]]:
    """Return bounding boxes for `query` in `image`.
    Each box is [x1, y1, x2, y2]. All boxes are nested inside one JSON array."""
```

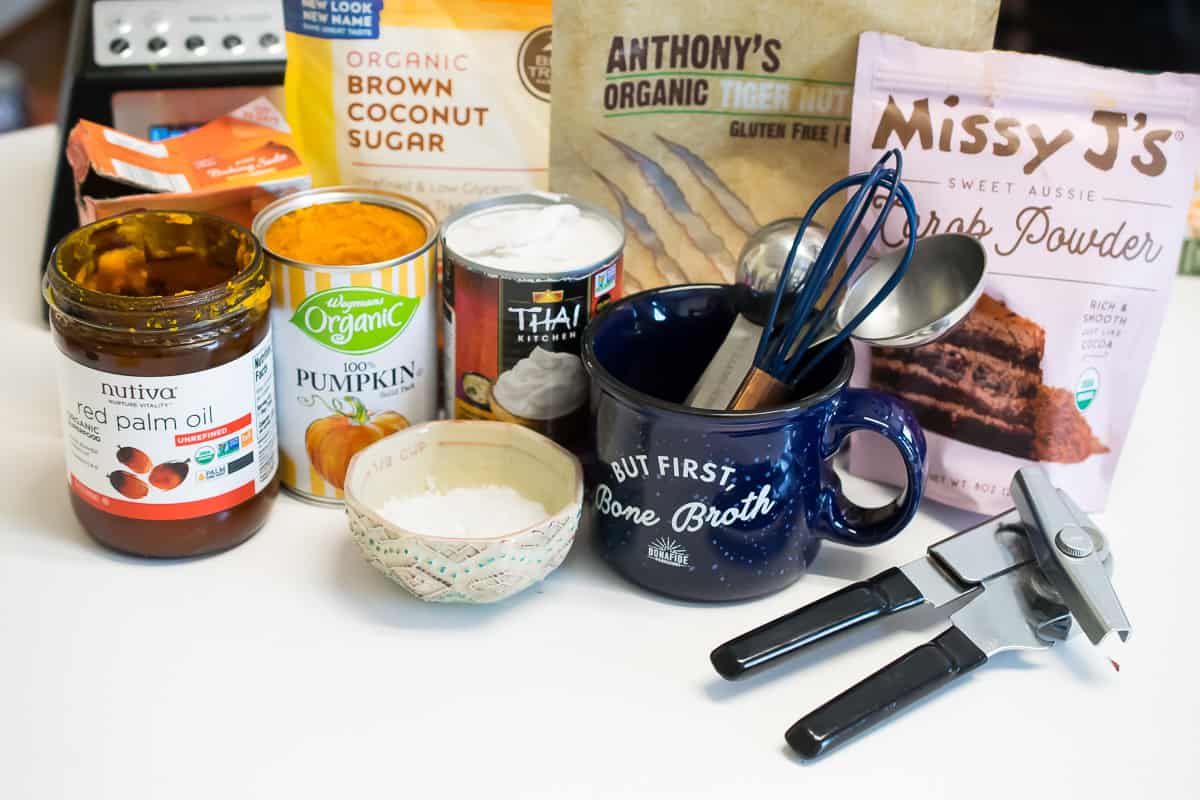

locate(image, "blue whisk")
[[728, 149, 919, 410]]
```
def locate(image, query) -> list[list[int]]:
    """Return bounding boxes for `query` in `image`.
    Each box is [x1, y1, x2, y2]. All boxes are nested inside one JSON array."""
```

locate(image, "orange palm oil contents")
[[77, 246, 235, 296], [263, 201, 427, 266], [44, 211, 278, 558]]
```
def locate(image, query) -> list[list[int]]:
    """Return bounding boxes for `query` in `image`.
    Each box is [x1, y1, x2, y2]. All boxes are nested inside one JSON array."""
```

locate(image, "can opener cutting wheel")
[[710, 467, 1132, 761]]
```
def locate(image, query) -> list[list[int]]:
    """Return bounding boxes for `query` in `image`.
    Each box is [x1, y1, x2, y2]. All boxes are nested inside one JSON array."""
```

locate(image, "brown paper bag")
[[548, 0, 999, 292]]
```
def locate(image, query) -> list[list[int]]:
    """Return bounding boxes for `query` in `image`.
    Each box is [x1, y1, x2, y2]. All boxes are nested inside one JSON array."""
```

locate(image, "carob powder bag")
[[847, 32, 1200, 513], [548, 0, 999, 293]]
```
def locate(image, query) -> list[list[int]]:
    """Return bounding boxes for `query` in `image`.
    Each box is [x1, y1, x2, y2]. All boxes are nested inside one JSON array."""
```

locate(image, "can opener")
[[709, 467, 1132, 761]]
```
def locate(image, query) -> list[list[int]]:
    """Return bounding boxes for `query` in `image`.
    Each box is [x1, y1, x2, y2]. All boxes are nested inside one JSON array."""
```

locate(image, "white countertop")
[[2, 124, 1197, 798]]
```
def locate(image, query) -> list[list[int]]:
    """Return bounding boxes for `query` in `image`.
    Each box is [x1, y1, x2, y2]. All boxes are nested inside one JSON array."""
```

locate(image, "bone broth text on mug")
[[441, 193, 625, 451]]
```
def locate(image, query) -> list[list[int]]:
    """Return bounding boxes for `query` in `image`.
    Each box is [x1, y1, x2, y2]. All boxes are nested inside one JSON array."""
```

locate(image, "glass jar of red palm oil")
[[43, 211, 278, 557]]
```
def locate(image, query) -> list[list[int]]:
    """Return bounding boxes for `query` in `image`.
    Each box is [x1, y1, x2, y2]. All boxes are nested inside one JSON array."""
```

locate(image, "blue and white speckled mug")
[[581, 284, 926, 602]]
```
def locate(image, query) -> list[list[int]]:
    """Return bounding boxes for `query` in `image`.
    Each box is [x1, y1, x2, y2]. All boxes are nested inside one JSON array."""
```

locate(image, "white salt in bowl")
[[343, 420, 583, 604]]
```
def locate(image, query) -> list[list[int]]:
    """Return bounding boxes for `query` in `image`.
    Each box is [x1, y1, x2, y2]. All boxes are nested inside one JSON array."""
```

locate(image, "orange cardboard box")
[[67, 97, 310, 229]]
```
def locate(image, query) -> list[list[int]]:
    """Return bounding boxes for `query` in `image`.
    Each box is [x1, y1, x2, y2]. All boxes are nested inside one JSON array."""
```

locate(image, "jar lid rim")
[[44, 211, 267, 335]]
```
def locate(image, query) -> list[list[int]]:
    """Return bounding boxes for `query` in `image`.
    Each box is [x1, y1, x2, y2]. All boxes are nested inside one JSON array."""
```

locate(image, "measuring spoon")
[[794, 233, 986, 359], [686, 218, 826, 409], [689, 232, 986, 409]]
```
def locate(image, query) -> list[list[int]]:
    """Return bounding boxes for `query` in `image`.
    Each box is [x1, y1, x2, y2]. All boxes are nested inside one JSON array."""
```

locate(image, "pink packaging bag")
[[847, 32, 1200, 512]]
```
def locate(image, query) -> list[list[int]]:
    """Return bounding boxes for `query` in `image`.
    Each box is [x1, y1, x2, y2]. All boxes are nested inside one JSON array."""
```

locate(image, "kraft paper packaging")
[[282, 0, 552, 220], [547, 0, 999, 293], [846, 32, 1200, 513]]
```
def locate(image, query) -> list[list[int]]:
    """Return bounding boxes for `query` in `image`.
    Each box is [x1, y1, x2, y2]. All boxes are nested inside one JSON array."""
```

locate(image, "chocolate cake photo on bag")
[[869, 295, 1108, 463]]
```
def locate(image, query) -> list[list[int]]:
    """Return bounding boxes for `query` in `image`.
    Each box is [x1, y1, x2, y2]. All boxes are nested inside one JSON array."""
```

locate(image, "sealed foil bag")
[[548, 0, 999, 292], [847, 32, 1200, 512]]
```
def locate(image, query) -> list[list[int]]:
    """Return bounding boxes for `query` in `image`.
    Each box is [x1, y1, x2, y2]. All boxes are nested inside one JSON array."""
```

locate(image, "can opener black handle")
[[785, 626, 987, 760], [710, 467, 1131, 761], [710, 568, 925, 680]]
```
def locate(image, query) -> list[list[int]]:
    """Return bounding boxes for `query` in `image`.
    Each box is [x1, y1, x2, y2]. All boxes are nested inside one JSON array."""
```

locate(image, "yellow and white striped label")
[[269, 248, 436, 501]]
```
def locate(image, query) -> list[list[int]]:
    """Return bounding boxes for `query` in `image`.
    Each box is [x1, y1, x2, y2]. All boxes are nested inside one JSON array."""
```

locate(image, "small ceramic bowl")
[[343, 420, 583, 603]]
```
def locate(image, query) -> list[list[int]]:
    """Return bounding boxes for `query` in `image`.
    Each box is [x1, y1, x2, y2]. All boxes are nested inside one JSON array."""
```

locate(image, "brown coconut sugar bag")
[[548, 0, 999, 293], [283, 0, 552, 220]]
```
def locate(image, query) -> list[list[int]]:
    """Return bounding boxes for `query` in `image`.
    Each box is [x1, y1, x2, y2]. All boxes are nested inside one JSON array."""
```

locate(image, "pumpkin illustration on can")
[[108, 470, 150, 499], [116, 446, 153, 474], [304, 395, 409, 490], [148, 460, 189, 491]]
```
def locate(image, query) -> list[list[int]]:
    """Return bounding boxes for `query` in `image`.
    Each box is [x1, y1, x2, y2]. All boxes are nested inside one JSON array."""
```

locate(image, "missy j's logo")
[[648, 537, 690, 568], [871, 94, 1178, 177]]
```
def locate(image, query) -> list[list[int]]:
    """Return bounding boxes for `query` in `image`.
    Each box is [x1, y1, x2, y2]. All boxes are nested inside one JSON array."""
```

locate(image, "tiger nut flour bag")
[[283, 0, 551, 219], [548, 0, 999, 292], [847, 32, 1200, 513]]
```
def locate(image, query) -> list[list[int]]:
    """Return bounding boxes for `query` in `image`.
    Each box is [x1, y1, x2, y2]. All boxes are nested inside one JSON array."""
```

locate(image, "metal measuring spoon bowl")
[[735, 218, 828, 320], [686, 220, 828, 409], [837, 233, 987, 348]]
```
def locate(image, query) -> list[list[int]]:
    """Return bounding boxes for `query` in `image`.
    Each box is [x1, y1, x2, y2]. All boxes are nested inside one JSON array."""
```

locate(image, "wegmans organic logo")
[[291, 287, 418, 354]]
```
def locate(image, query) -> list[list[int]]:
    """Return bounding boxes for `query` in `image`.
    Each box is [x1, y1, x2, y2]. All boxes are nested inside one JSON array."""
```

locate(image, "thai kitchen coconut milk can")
[[441, 192, 625, 449]]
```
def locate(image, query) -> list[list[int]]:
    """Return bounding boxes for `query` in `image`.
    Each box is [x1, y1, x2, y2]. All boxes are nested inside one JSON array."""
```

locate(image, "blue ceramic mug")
[[581, 284, 926, 602]]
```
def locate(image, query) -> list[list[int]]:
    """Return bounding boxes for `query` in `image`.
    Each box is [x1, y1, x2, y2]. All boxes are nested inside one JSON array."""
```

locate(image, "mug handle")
[[815, 388, 926, 547]]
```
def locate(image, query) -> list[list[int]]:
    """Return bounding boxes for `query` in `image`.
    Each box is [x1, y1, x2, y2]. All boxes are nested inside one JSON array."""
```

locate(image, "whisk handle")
[[727, 367, 792, 411], [816, 388, 926, 546]]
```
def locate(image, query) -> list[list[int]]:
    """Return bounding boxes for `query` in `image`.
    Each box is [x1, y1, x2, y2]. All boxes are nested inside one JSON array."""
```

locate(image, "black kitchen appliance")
[[43, 0, 287, 269]]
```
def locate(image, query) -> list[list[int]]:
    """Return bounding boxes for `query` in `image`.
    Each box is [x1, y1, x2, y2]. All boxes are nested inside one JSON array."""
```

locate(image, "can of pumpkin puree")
[[441, 192, 624, 450], [253, 187, 438, 503]]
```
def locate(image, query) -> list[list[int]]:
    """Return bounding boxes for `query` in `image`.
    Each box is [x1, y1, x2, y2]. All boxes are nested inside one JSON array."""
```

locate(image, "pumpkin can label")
[[268, 251, 437, 502], [55, 334, 278, 520]]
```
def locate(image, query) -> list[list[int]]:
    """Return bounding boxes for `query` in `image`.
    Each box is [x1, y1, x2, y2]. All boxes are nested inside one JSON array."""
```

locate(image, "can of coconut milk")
[[441, 192, 625, 450], [254, 187, 439, 503]]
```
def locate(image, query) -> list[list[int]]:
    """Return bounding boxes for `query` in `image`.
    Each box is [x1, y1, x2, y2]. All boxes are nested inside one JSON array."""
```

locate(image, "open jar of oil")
[[44, 211, 278, 557]]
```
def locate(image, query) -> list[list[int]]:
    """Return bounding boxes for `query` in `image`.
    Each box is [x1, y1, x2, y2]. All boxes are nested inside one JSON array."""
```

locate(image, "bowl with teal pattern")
[[343, 420, 583, 603]]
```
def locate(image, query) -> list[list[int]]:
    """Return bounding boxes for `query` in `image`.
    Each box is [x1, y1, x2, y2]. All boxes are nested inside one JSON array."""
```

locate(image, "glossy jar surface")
[[44, 211, 278, 557]]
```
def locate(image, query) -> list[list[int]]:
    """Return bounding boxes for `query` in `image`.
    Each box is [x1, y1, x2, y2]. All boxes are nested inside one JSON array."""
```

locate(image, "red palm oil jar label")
[[57, 340, 277, 519]]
